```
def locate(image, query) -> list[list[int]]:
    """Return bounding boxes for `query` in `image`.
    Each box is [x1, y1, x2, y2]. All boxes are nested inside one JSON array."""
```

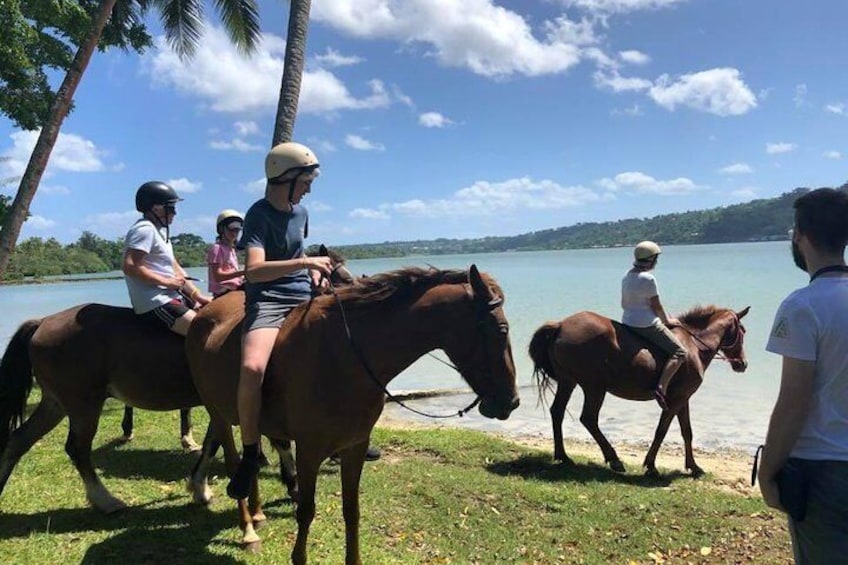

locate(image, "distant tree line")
[[2, 183, 844, 281]]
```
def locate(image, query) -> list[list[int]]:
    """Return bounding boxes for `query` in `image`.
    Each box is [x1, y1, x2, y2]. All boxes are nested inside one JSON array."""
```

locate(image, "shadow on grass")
[[487, 452, 695, 488]]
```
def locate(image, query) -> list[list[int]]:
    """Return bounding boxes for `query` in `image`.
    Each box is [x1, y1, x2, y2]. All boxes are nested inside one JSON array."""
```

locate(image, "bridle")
[[681, 311, 746, 365], [325, 276, 504, 419]]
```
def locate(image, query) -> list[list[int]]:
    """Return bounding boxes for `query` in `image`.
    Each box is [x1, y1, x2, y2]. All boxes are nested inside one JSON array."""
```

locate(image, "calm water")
[[0, 242, 813, 454]]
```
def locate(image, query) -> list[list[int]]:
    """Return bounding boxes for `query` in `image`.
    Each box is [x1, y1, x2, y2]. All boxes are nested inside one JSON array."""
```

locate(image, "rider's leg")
[[170, 309, 196, 336], [227, 327, 278, 500]]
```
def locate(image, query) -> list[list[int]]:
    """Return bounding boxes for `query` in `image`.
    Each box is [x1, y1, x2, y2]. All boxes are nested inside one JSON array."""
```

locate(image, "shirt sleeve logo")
[[770, 317, 789, 339]]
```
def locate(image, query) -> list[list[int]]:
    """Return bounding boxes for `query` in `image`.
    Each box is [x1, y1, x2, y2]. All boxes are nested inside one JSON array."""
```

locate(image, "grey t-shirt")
[[240, 198, 312, 304], [123, 219, 180, 314]]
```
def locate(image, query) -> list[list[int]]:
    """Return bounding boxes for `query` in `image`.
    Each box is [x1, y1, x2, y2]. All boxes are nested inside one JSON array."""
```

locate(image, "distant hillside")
[[319, 183, 847, 260]]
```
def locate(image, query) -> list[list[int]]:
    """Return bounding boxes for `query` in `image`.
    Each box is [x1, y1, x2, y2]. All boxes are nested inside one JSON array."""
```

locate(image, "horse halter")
[[326, 277, 503, 419], [714, 312, 746, 364]]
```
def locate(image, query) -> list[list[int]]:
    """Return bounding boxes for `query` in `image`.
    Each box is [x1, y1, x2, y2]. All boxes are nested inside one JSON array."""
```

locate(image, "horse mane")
[[678, 304, 725, 330], [334, 266, 493, 308]]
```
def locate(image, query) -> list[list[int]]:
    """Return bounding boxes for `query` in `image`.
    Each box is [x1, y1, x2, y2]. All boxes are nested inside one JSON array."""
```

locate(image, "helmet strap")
[[146, 208, 170, 242]]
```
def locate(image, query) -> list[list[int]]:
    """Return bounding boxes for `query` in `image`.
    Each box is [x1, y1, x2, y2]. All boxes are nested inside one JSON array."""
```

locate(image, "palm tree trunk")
[[0, 0, 118, 279], [271, 0, 312, 145]]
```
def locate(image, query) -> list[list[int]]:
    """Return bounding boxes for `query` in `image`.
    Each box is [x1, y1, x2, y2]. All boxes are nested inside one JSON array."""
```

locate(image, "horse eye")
[[499, 324, 509, 335]]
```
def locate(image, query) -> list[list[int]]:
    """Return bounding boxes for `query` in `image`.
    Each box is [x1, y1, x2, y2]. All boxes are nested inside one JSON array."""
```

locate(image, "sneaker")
[[226, 457, 260, 500]]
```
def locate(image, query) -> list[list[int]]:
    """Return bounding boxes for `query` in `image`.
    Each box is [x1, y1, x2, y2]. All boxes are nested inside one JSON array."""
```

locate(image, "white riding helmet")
[[265, 142, 319, 182], [634, 241, 662, 264], [216, 209, 244, 235]]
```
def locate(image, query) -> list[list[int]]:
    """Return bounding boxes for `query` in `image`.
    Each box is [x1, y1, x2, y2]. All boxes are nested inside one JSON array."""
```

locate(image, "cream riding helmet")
[[265, 142, 320, 203], [634, 240, 662, 266], [216, 209, 244, 236]]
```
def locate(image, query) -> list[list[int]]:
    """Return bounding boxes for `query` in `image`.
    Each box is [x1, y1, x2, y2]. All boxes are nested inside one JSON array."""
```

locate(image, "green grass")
[[0, 397, 791, 564]]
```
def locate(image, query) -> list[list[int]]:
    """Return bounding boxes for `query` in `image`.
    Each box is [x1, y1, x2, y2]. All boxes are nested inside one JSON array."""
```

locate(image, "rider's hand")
[[194, 294, 212, 308], [666, 317, 680, 327], [304, 255, 333, 276], [164, 276, 186, 290]]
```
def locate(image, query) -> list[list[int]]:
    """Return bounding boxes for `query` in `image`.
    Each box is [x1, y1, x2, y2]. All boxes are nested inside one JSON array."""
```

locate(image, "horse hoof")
[[98, 498, 128, 514], [181, 435, 202, 453], [644, 467, 660, 479], [186, 480, 213, 505], [609, 460, 626, 473], [118, 433, 134, 443], [252, 513, 267, 529], [556, 456, 574, 466], [689, 465, 705, 478], [244, 539, 262, 553]]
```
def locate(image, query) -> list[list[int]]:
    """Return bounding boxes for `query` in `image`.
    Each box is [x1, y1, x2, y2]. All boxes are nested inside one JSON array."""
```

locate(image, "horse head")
[[317, 243, 356, 287], [441, 265, 520, 421], [720, 306, 750, 372]]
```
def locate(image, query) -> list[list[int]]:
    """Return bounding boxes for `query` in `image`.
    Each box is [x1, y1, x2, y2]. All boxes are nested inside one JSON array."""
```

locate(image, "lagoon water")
[[0, 241, 811, 456]]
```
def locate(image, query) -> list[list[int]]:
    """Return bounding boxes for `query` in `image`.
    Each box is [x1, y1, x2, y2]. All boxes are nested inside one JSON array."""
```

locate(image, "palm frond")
[[155, 0, 204, 59], [213, 0, 261, 56]]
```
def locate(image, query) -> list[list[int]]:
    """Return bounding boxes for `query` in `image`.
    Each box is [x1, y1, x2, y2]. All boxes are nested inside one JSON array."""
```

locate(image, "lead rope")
[[326, 277, 480, 419]]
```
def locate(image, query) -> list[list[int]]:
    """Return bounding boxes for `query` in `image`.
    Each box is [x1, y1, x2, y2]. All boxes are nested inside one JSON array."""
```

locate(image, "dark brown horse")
[[529, 305, 749, 477], [0, 246, 353, 513], [184, 265, 520, 563]]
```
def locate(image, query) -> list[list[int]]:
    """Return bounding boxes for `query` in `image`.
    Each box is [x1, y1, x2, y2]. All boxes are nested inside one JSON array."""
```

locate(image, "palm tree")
[[0, 0, 261, 278], [271, 0, 311, 145]]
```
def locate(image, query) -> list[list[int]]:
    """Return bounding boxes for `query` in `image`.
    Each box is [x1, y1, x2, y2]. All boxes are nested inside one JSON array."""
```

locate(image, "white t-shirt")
[[621, 269, 659, 327], [123, 219, 179, 314], [765, 277, 848, 461]]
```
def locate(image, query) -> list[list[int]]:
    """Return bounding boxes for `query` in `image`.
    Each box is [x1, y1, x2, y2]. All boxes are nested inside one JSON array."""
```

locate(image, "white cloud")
[[352, 177, 604, 219], [825, 103, 845, 115], [718, 162, 753, 175], [824, 150, 842, 160], [619, 50, 650, 65], [598, 171, 702, 195], [84, 210, 139, 237], [345, 134, 385, 151], [146, 27, 391, 114], [562, 0, 686, 13], [27, 215, 57, 230], [350, 208, 390, 220], [167, 177, 203, 194], [313, 47, 365, 68], [648, 68, 757, 116], [1, 130, 108, 178], [307, 138, 338, 154], [241, 177, 267, 194], [209, 139, 264, 152], [610, 104, 643, 117], [794, 84, 807, 107], [234, 121, 260, 136], [730, 187, 758, 201], [312, 1, 590, 78], [309, 201, 333, 212], [594, 70, 652, 92], [766, 142, 797, 155], [40, 184, 71, 195], [418, 112, 454, 128]]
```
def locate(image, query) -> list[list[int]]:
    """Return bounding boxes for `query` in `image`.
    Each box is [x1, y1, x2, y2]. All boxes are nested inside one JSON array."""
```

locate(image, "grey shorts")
[[243, 297, 304, 333], [788, 459, 848, 563], [628, 321, 687, 358]]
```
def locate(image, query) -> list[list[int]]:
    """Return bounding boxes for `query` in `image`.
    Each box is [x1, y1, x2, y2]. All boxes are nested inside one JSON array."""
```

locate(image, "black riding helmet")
[[135, 181, 183, 212]]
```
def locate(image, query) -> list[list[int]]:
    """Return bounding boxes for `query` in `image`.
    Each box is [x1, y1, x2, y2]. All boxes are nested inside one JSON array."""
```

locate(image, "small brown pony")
[[0, 246, 352, 513], [184, 264, 520, 563], [529, 305, 749, 477]]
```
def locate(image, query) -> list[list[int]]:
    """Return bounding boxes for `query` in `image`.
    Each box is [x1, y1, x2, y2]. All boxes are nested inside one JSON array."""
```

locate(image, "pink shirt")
[[206, 242, 243, 295]]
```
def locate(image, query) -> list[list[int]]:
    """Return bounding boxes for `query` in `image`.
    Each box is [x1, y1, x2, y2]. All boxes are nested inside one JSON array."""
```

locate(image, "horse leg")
[[119, 405, 133, 442], [642, 409, 677, 477], [291, 447, 322, 565], [0, 395, 65, 496], [268, 437, 298, 502], [180, 408, 201, 452], [187, 421, 220, 505], [339, 441, 368, 565], [550, 380, 576, 464], [676, 402, 703, 477], [65, 400, 126, 513], [580, 388, 624, 472]]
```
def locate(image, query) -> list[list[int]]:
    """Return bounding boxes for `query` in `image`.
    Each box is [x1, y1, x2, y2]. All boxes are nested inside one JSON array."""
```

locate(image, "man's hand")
[[759, 476, 785, 512]]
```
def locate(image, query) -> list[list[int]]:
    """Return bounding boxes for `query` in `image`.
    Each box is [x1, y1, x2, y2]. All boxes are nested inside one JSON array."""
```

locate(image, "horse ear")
[[319, 243, 329, 256], [736, 306, 751, 319], [469, 264, 492, 300]]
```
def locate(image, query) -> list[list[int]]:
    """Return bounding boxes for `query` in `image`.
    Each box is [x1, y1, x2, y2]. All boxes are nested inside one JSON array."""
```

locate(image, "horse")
[[529, 305, 749, 477], [0, 246, 353, 513], [184, 264, 520, 563]]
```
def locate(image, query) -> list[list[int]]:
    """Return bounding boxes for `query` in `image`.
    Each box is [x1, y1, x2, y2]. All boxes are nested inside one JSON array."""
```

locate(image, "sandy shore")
[[376, 410, 759, 497]]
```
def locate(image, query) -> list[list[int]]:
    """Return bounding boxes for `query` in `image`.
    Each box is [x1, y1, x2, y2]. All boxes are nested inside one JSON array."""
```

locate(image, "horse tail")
[[0, 319, 40, 452], [529, 322, 561, 402]]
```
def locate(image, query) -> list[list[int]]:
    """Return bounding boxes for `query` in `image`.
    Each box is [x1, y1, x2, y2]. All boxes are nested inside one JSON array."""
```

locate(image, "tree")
[[271, 0, 312, 145], [0, 0, 262, 279]]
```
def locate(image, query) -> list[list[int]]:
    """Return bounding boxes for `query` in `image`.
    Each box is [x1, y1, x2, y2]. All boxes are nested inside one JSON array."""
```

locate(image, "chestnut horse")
[[184, 265, 520, 563], [529, 305, 749, 477], [0, 246, 353, 512]]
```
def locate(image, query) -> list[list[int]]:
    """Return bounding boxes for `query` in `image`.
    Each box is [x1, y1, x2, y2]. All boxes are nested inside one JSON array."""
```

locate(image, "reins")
[[325, 277, 482, 419]]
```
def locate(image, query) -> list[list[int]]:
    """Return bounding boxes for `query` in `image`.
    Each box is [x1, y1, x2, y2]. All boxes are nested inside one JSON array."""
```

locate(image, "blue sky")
[[2, 0, 847, 245]]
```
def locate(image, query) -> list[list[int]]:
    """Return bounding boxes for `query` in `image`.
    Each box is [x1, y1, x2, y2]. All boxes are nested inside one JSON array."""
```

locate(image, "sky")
[[2, 0, 847, 245]]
